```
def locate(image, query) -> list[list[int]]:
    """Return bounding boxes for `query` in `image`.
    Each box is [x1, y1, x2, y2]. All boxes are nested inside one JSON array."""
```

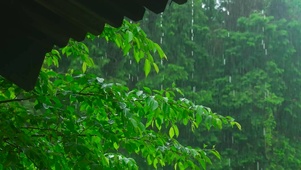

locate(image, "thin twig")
[[0, 97, 35, 104]]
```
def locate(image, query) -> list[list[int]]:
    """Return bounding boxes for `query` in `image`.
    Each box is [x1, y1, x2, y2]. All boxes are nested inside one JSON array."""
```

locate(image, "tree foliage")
[[0, 20, 239, 169], [80, 0, 301, 169], [3, 0, 301, 169]]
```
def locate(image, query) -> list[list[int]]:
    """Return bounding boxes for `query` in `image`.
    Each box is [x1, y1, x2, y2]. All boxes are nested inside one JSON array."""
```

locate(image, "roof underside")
[[0, 0, 187, 91]]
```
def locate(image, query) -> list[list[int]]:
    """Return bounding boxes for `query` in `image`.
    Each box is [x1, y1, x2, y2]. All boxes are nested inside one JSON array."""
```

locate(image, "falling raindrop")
[[160, 13, 164, 66], [229, 76, 232, 83], [262, 10, 267, 57], [227, 32, 230, 37], [129, 59, 132, 65], [191, 0, 194, 18], [128, 74, 131, 80], [229, 158, 231, 167], [191, 73, 194, 79], [231, 135, 234, 144], [191, 0, 194, 55], [131, 76, 134, 82], [201, 3, 205, 8], [193, 86, 196, 92], [263, 128, 266, 136], [223, 58, 226, 65], [265, 49, 268, 55], [161, 84, 163, 90], [262, 9, 266, 19], [160, 12, 164, 45], [137, 76, 139, 81], [257, 162, 260, 170], [227, 10, 230, 15], [264, 83, 268, 99]]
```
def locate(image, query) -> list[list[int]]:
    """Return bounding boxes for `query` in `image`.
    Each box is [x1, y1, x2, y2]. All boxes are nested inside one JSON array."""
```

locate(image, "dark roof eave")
[[0, 0, 186, 91]]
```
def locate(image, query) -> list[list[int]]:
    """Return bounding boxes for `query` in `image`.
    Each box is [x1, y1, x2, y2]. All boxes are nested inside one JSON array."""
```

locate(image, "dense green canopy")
[[2, 0, 301, 169]]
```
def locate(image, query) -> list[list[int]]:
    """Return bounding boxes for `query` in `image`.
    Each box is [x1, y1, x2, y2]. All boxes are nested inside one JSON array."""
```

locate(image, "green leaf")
[[96, 77, 104, 83], [147, 97, 158, 111], [200, 159, 206, 170], [134, 48, 140, 63], [139, 51, 144, 61], [215, 118, 223, 129], [183, 118, 189, 125], [113, 142, 119, 150], [151, 101, 159, 111], [175, 88, 184, 96], [144, 59, 151, 76], [133, 37, 141, 49], [143, 87, 151, 94], [82, 62, 87, 73], [155, 118, 162, 130], [153, 63, 159, 73], [130, 118, 138, 129], [196, 106, 203, 125], [147, 155, 152, 165], [232, 121, 242, 130], [126, 31, 134, 43], [154, 43, 166, 59], [136, 90, 143, 96], [210, 150, 221, 159], [173, 125, 179, 137], [169, 126, 175, 138], [123, 43, 131, 56], [153, 158, 158, 169], [178, 162, 185, 170]]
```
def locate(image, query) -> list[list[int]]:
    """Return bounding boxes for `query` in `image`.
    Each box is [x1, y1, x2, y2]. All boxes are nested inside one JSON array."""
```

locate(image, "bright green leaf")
[[147, 155, 152, 165], [153, 158, 158, 169], [210, 150, 221, 160], [169, 126, 175, 138], [126, 31, 134, 43], [173, 125, 179, 137], [113, 142, 119, 150], [82, 62, 87, 73], [153, 63, 159, 73], [144, 59, 151, 76]]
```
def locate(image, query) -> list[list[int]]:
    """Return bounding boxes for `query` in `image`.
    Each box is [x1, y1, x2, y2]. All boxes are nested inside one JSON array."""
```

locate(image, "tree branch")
[[0, 97, 35, 104]]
